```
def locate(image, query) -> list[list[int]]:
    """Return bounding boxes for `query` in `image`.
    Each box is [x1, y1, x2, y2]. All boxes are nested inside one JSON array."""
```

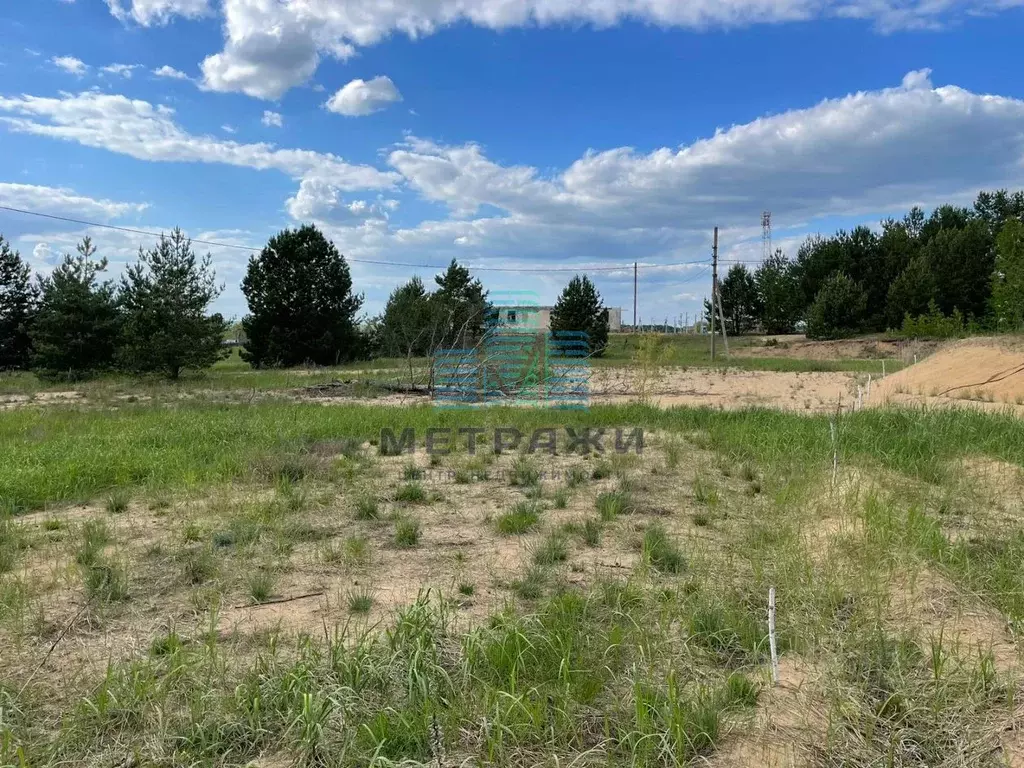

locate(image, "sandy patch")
[[873, 337, 1024, 409], [740, 335, 936, 362], [595, 367, 859, 412], [706, 657, 829, 767]]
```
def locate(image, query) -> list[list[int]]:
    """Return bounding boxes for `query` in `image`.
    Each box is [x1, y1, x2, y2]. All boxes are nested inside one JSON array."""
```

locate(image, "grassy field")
[[3, 388, 1024, 765]]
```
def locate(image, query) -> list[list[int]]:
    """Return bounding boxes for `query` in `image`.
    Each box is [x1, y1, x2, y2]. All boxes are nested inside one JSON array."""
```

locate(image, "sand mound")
[[873, 337, 1024, 408]]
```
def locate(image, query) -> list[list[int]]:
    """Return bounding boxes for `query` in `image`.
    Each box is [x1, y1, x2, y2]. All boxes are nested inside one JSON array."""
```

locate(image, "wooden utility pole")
[[711, 228, 718, 359], [633, 261, 638, 333]]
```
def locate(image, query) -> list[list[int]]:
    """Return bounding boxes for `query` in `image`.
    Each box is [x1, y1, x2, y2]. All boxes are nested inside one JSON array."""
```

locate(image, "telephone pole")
[[633, 261, 638, 333], [711, 227, 718, 360]]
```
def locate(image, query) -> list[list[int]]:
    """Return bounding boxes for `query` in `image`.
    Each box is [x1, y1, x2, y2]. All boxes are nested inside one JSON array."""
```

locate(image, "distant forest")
[[712, 189, 1024, 340]]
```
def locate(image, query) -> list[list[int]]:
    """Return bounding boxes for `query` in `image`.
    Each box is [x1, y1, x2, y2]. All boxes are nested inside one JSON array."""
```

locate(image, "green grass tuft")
[[642, 524, 686, 573], [394, 518, 422, 548], [497, 501, 541, 535]]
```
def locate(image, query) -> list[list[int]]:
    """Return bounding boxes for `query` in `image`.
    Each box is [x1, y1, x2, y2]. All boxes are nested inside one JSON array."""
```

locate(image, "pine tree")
[[0, 235, 37, 370], [885, 255, 936, 329], [31, 238, 120, 379], [718, 264, 761, 335], [806, 273, 867, 340], [754, 250, 800, 334], [118, 229, 228, 379], [379, 276, 434, 358], [241, 225, 363, 367], [550, 275, 609, 357], [432, 259, 488, 347]]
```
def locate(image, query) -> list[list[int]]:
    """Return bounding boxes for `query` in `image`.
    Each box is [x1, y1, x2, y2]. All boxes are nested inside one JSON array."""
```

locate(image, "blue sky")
[[1, 0, 1023, 324]]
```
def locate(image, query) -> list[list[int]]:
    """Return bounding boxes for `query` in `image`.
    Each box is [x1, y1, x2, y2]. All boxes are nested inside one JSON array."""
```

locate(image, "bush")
[[806, 273, 867, 340]]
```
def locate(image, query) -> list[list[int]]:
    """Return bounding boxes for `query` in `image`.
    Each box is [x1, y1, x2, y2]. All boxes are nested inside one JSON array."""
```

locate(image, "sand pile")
[[873, 337, 1024, 407]]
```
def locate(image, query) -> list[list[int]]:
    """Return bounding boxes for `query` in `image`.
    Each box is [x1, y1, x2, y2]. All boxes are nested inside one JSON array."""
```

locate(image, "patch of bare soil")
[[293, 368, 862, 413], [740, 335, 937, 362], [872, 337, 1024, 411], [595, 367, 859, 413], [0, 390, 83, 410], [706, 657, 829, 768]]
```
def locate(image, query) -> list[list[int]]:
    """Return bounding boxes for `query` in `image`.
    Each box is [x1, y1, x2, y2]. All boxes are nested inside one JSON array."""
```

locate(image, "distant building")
[[494, 306, 622, 332]]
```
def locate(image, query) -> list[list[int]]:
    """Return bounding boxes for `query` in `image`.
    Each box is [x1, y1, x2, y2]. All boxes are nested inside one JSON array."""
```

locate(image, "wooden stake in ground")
[[830, 395, 840, 490], [768, 587, 779, 685]]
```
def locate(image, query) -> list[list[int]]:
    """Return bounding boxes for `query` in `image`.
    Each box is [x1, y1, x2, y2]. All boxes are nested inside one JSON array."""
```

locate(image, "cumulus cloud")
[[325, 76, 402, 117], [317, 69, 1024, 315], [105, 0, 211, 26], [153, 64, 190, 80], [261, 110, 283, 127], [386, 71, 1024, 232], [285, 176, 397, 222], [200, 5, 323, 100], [31, 242, 54, 265], [106, 0, 1024, 99], [0, 91, 399, 212], [101, 63, 142, 78], [0, 182, 148, 220], [51, 56, 87, 75]]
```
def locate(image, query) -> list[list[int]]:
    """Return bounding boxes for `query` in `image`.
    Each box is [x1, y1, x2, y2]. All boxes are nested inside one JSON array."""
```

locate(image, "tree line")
[[0, 223, 614, 379], [712, 189, 1024, 339]]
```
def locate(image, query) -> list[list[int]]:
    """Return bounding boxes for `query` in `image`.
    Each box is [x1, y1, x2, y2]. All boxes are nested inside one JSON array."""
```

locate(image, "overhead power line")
[[0, 204, 713, 274]]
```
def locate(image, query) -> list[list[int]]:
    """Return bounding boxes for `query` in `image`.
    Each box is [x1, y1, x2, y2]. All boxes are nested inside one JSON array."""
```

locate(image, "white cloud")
[[0, 91, 398, 225], [105, 0, 211, 26], [221, 124, 237, 134], [285, 176, 397, 222], [0, 182, 148, 220], [51, 56, 88, 75], [314, 68, 1024, 316], [101, 63, 142, 78], [261, 110, 283, 127], [112, 0, 1024, 99], [325, 76, 402, 117], [31, 242, 53, 265], [385, 71, 1024, 234], [153, 64, 190, 80]]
